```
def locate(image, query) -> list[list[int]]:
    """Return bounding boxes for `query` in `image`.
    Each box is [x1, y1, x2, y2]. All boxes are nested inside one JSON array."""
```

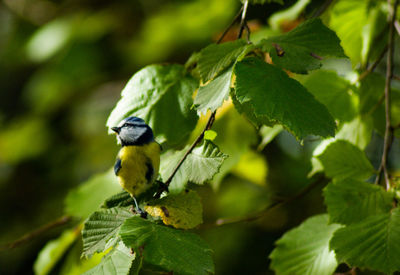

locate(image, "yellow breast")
[[117, 142, 161, 197]]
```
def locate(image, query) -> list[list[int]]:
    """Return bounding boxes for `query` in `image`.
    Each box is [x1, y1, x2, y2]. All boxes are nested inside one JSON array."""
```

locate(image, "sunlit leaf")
[[145, 190, 203, 229], [194, 67, 233, 114], [83, 242, 139, 275], [318, 140, 375, 180], [197, 39, 251, 82], [329, 0, 368, 65], [324, 179, 393, 225], [268, 0, 309, 31], [120, 217, 214, 275], [309, 116, 373, 177], [160, 140, 227, 193], [330, 208, 400, 274], [34, 230, 78, 275], [360, 4, 387, 64], [259, 18, 346, 74], [234, 57, 336, 139], [302, 70, 356, 122], [82, 207, 133, 258], [270, 214, 341, 275]]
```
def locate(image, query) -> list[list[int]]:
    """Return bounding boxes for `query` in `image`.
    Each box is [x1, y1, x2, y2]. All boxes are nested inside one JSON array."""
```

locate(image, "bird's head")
[[111, 117, 154, 146]]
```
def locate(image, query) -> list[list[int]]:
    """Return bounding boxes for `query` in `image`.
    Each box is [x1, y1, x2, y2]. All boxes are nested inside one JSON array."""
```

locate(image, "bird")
[[111, 116, 161, 214]]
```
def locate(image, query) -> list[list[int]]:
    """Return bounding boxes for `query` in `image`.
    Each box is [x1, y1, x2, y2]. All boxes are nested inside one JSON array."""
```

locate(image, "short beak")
[[111, 127, 120, 134]]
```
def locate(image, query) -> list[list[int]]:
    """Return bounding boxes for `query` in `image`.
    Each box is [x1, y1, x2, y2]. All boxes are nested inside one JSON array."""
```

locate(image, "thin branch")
[[0, 215, 72, 251], [375, 0, 399, 188], [395, 20, 400, 36], [358, 46, 388, 81], [155, 3, 250, 199], [244, 22, 251, 43], [312, 0, 334, 18], [237, 0, 249, 40], [202, 176, 326, 228]]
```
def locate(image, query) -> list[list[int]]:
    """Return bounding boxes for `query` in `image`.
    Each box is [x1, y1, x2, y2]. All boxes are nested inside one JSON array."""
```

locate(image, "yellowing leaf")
[[145, 190, 203, 229]]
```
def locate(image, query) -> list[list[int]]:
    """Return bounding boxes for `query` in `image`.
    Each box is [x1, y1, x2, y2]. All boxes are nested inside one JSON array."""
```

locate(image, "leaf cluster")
[[33, 1, 400, 274]]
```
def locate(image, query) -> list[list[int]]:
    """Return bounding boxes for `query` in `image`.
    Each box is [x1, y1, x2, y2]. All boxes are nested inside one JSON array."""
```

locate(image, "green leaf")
[[204, 130, 217, 141], [270, 214, 341, 275], [34, 229, 78, 275], [359, 73, 385, 115], [257, 125, 283, 151], [258, 18, 346, 74], [65, 170, 122, 219], [334, 116, 373, 149], [102, 191, 134, 209], [268, 0, 309, 30], [302, 70, 356, 122], [194, 67, 233, 114], [234, 57, 336, 140], [197, 39, 251, 82], [330, 208, 400, 274], [145, 190, 203, 229], [318, 140, 375, 180], [309, 116, 373, 177], [82, 207, 134, 258], [360, 4, 387, 64], [160, 140, 228, 193], [106, 64, 198, 145], [120, 216, 214, 275], [329, 0, 368, 65], [324, 179, 393, 225], [83, 242, 139, 275]]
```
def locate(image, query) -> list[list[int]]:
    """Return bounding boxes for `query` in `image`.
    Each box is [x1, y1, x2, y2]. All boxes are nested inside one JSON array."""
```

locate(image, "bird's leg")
[[133, 197, 147, 218]]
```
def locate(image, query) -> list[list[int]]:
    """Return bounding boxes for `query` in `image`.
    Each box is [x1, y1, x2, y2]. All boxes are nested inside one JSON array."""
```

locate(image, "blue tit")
[[111, 116, 161, 212]]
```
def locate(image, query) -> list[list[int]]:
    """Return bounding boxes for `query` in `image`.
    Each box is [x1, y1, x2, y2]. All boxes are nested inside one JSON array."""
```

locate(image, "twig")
[[358, 46, 388, 81], [244, 22, 251, 43], [237, 0, 249, 40], [312, 0, 334, 18], [395, 20, 400, 35], [155, 3, 250, 199], [375, 0, 399, 188], [0, 215, 72, 251], [203, 175, 326, 228]]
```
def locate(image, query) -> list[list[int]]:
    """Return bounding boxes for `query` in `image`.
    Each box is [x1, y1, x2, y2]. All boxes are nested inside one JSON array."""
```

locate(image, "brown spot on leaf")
[[272, 43, 285, 57], [161, 206, 170, 217], [310, 52, 323, 60]]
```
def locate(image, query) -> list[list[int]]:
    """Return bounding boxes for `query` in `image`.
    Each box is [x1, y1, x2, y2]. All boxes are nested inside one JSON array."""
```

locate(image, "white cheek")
[[116, 135, 122, 145]]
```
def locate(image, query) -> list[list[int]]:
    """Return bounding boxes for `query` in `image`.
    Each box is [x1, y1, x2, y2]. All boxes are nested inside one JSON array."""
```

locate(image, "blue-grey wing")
[[114, 157, 122, 176]]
